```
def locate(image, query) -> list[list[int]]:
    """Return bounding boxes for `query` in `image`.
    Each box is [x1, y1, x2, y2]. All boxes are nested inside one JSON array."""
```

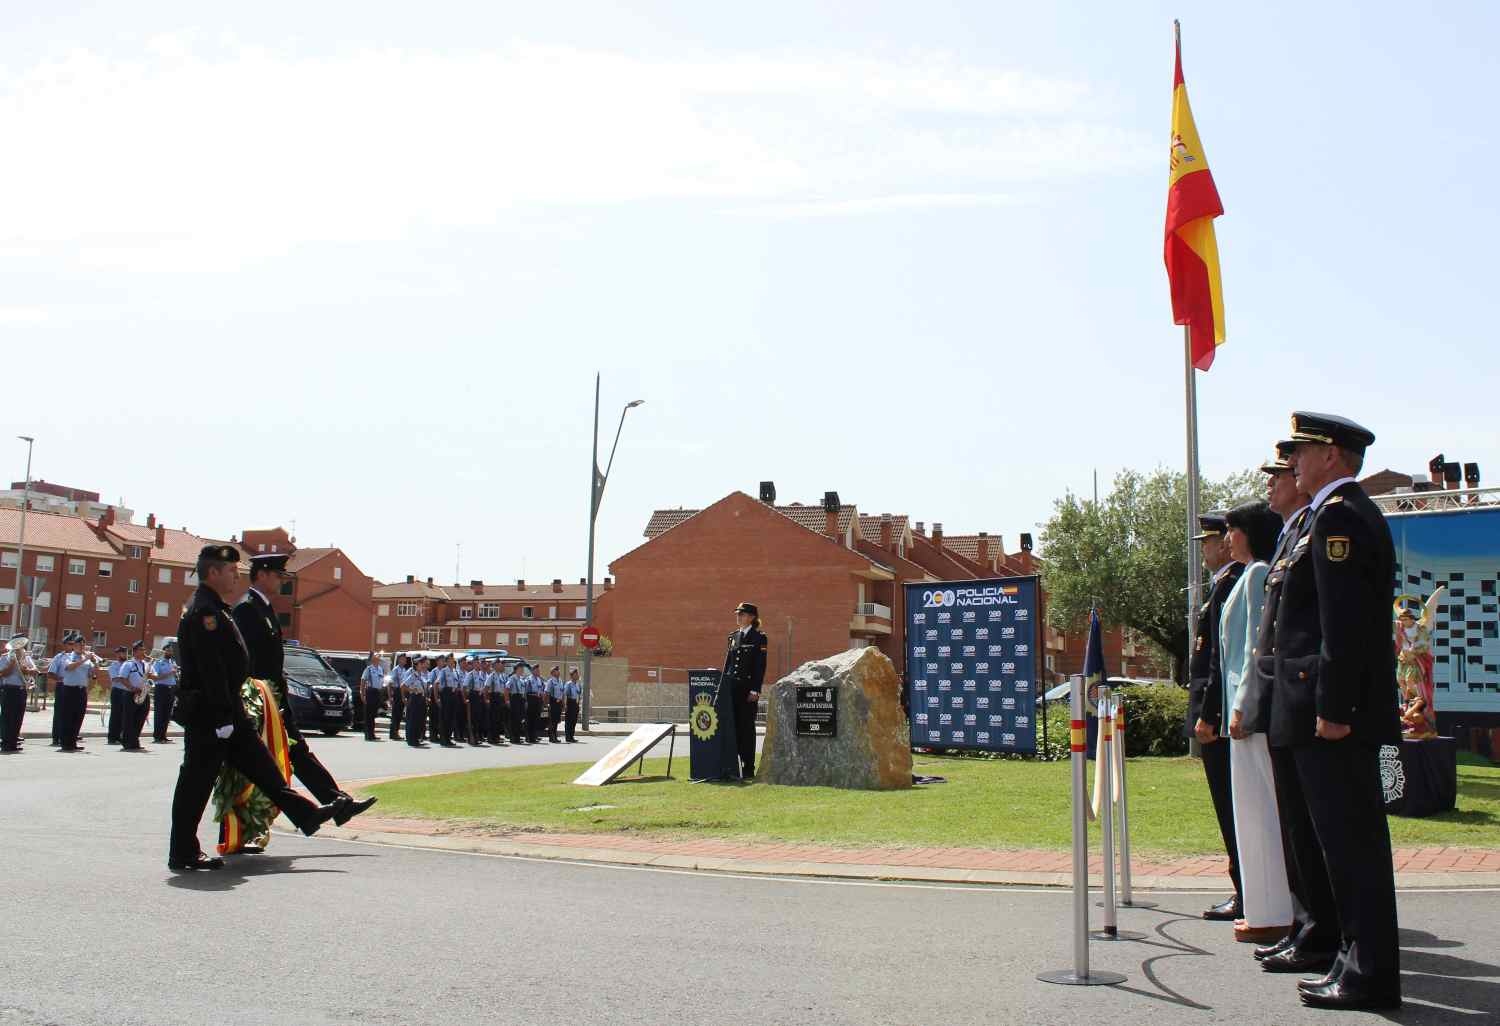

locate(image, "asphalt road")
[[2, 733, 1497, 1025]]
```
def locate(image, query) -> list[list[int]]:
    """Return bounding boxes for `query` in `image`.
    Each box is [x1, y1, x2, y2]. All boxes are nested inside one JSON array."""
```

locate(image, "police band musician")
[[232, 552, 376, 826], [723, 602, 768, 780]]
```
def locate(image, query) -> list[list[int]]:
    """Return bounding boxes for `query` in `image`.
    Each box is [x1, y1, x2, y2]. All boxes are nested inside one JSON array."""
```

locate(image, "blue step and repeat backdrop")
[[904, 576, 1041, 753]]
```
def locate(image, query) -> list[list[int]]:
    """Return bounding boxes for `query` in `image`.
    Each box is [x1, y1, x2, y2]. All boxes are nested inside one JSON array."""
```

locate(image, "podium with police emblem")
[[688, 669, 740, 781]]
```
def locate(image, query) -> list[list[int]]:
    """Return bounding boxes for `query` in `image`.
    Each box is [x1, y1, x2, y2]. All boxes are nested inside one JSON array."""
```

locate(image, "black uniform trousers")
[[508, 693, 525, 742], [120, 692, 147, 750], [280, 702, 343, 803], [50, 686, 62, 744], [487, 695, 505, 744], [525, 694, 542, 743], [1269, 744, 1335, 950], [388, 689, 404, 739], [169, 726, 325, 862], [1292, 740, 1399, 987], [428, 689, 442, 741], [1199, 737, 1241, 899], [153, 685, 176, 742], [363, 689, 384, 740], [56, 685, 88, 749], [0, 685, 25, 750], [404, 692, 426, 745], [564, 698, 579, 741], [466, 695, 485, 743], [107, 688, 128, 743], [735, 698, 758, 777], [438, 689, 459, 744], [547, 698, 562, 742]]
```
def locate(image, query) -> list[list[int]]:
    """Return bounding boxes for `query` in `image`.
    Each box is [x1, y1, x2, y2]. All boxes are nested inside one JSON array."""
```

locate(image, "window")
[[448, 628, 459, 644], [548, 606, 557, 619], [468, 632, 482, 646], [124, 613, 137, 628], [375, 631, 389, 645], [495, 632, 509, 645], [277, 613, 292, 628], [91, 630, 106, 647], [98, 561, 113, 578], [522, 606, 534, 619], [279, 580, 293, 596], [516, 633, 530, 647], [399, 632, 413, 645], [396, 602, 421, 617], [377, 604, 390, 617], [419, 628, 440, 646], [184, 570, 198, 586], [479, 602, 500, 619], [127, 545, 144, 559], [1, 551, 16, 569], [127, 579, 139, 594], [71, 559, 87, 576], [35, 554, 55, 572], [96, 595, 111, 612], [258, 543, 266, 552], [155, 601, 169, 617], [540, 633, 555, 646], [333, 566, 342, 581], [561, 633, 575, 647], [459, 607, 474, 620], [157, 567, 171, 584], [66, 594, 83, 610], [32, 591, 50, 608], [574, 605, 587, 619]]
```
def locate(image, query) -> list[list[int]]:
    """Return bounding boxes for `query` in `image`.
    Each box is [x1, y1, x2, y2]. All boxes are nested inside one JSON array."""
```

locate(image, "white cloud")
[[0, 40, 1152, 263]]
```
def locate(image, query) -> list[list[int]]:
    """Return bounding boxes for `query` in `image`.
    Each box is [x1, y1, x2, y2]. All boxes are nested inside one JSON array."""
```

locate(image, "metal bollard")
[[1097, 687, 1117, 937]]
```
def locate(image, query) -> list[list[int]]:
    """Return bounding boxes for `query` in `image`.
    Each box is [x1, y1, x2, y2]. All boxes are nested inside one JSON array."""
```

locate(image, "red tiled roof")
[[0, 508, 119, 557], [941, 533, 1006, 564], [375, 580, 591, 603], [645, 502, 858, 540], [285, 547, 336, 573], [857, 513, 910, 546], [373, 581, 450, 600], [107, 523, 212, 566]]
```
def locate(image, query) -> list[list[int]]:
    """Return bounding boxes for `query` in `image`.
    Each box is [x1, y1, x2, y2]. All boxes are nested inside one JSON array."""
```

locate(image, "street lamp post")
[[10, 436, 34, 641], [582, 376, 642, 730]]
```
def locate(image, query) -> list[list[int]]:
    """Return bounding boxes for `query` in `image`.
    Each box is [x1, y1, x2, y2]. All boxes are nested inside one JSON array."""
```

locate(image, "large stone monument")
[[760, 647, 912, 790]]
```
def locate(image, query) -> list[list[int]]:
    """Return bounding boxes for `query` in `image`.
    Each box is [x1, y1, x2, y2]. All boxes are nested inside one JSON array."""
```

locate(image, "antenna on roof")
[[455, 542, 461, 584]]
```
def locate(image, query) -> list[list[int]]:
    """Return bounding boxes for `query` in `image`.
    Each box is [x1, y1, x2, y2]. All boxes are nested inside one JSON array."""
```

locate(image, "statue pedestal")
[[760, 647, 912, 790]]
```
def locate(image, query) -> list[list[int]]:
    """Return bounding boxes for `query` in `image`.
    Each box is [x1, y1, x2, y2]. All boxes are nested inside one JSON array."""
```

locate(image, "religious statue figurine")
[[1394, 587, 1444, 740]]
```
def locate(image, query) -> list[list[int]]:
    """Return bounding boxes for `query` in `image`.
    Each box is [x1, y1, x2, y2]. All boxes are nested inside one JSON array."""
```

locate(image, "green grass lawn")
[[364, 752, 1500, 858]]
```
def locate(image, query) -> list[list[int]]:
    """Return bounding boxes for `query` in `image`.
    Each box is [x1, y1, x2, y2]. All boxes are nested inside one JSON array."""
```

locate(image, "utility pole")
[[10, 436, 34, 641]]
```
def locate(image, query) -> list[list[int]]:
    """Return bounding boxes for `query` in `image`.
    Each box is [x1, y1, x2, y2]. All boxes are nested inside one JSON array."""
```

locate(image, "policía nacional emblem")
[[690, 691, 719, 741], [1326, 536, 1351, 562]]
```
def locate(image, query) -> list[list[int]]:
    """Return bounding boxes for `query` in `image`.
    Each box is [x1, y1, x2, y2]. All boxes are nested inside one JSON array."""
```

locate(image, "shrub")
[[1117, 684, 1189, 757]]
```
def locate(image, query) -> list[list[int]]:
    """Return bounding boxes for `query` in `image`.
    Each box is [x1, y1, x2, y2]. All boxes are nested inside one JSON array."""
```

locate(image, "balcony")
[[850, 602, 893, 636]]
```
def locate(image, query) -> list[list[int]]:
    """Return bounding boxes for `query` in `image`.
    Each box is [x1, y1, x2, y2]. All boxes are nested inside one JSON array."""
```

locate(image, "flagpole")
[[1184, 324, 1203, 656]]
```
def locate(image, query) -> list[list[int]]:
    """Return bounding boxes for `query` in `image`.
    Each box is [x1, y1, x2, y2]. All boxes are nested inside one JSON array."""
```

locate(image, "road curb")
[[307, 824, 1500, 890]]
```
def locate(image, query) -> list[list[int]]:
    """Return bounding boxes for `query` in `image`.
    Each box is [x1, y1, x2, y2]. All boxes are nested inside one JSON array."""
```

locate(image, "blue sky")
[[3, 1, 1496, 586]]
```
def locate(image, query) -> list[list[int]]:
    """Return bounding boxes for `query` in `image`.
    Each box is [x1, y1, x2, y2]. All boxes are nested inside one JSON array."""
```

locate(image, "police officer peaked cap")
[[249, 552, 291, 574], [113, 645, 128, 654], [734, 602, 758, 616], [1288, 411, 1375, 455], [1191, 512, 1228, 541], [198, 543, 240, 564], [1259, 439, 1296, 474]]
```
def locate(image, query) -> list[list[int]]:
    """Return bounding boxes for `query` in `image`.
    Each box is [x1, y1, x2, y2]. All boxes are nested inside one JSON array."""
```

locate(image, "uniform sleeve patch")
[[203, 615, 217, 631], [1326, 536, 1351, 562]]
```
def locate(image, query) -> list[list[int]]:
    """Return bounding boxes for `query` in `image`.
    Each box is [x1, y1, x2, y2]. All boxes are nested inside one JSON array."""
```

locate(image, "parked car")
[[282, 643, 355, 736], [1042, 675, 1175, 708]]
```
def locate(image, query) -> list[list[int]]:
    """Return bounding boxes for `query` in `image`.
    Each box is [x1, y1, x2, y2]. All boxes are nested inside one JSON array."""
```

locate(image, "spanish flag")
[[1164, 28, 1225, 371]]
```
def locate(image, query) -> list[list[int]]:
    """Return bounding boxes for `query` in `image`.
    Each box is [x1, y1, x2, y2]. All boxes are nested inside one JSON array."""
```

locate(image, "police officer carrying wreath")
[[1265, 413, 1402, 1011], [723, 602, 767, 780], [167, 545, 341, 871]]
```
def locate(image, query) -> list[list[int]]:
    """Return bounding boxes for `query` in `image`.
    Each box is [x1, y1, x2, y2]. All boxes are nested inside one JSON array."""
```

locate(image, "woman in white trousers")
[[1220, 500, 1294, 944]]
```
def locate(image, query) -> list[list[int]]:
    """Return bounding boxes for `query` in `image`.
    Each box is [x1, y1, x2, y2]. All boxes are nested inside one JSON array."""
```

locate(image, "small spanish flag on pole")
[[1164, 21, 1225, 371]]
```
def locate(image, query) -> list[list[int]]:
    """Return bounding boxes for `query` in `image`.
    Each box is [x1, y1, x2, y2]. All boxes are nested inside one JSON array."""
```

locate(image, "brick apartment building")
[[238, 527, 374, 652], [371, 576, 595, 664]]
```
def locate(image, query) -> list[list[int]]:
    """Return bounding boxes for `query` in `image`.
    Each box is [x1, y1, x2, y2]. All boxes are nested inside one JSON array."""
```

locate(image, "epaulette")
[[1324, 495, 1344, 506]]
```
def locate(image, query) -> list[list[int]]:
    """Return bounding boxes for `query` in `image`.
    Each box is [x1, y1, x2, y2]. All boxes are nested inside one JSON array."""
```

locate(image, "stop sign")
[[580, 626, 601, 648]]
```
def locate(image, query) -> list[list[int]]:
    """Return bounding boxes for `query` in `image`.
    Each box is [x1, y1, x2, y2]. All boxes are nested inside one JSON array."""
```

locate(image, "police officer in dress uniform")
[[546, 667, 564, 743], [506, 662, 526, 744], [119, 641, 150, 751], [166, 545, 342, 871], [149, 643, 180, 743], [389, 655, 408, 741], [106, 645, 129, 744], [564, 668, 582, 742], [520, 663, 543, 743], [1263, 413, 1402, 1011], [404, 657, 429, 746], [360, 653, 386, 741], [232, 553, 377, 824], [46, 636, 74, 746], [54, 632, 100, 752], [1185, 513, 1245, 922], [723, 602, 768, 779], [0, 637, 31, 752]]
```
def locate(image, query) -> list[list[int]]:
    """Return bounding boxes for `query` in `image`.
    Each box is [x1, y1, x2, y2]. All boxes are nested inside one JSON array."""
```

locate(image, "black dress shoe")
[[168, 853, 225, 872], [1254, 934, 1297, 961], [1261, 948, 1337, 974], [1298, 978, 1400, 1010], [301, 802, 341, 836], [1201, 895, 1242, 921], [333, 795, 377, 827]]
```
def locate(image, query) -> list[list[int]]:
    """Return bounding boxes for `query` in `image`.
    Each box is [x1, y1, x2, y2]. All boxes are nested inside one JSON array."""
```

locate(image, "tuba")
[[132, 656, 149, 705], [8, 636, 37, 683]]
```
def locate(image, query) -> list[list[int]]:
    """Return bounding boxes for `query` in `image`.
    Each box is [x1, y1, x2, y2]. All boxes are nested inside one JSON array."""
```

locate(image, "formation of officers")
[[1186, 411, 1402, 1012], [357, 652, 582, 747]]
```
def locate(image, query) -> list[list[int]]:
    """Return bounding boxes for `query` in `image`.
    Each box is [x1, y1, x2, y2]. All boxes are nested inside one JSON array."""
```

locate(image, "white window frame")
[[467, 632, 482, 646], [522, 606, 534, 619], [547, 606, 557, 619], [478, 602, 500, 619], [65, 593, 83, 610], [127, 578, 139, 594], [127, 545, 144, 559], [540, 633, 555, 647], [35, 554, 55, 572], [396, 602, 421, 617], [375, 631, 389, 645], [155, 601, 170, 617], [91, 630, 107, 647], [515, 632, 530, 647], [377, 604, 390, 617], [419, 628, 441, 646], [458, 607, 473, 620], [574, 605, 587, 619], [32, 591, 50, 608], [561, 633, 575, 647], [123, 613, 137, 628], [448, 628, 459, 644], [70, 559, 87, 576], [495, 632, 509, 645], [399, 632, 413, 645], [1, 551, 17, 569], [157, 567, 172, 584], [184, 570, 198, 586], [98, 561, 113, 578], [95, 595, 111, 612], [333, 566, 342, 581]]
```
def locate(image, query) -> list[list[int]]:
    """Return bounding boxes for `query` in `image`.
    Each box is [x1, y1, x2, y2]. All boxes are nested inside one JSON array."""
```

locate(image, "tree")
[[1038, 467, 1261, 683]]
